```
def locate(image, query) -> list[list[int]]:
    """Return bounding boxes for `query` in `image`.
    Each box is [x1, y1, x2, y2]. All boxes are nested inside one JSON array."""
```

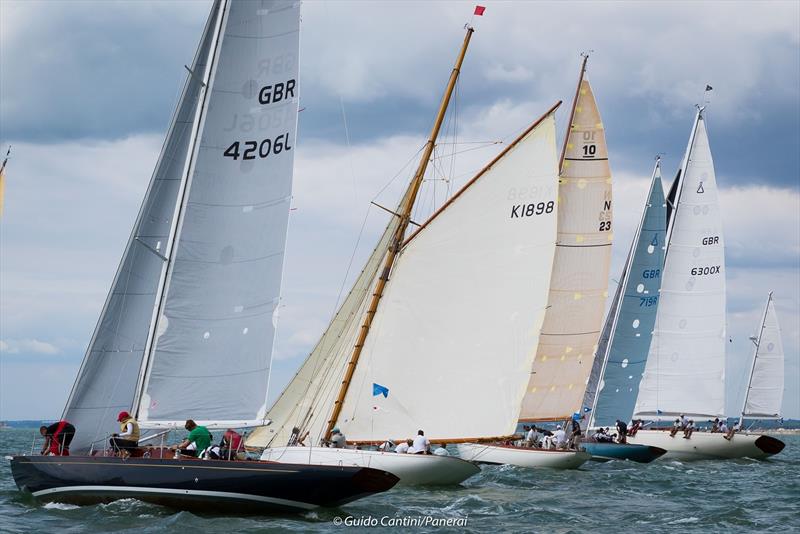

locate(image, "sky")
[[1, 0, 798, 421]]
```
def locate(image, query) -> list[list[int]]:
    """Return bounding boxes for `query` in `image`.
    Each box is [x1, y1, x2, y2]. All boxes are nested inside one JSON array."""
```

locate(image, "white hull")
[[456, 443, 590, 469], [260, 447, 480, 486], [627, 430, 785, 461]]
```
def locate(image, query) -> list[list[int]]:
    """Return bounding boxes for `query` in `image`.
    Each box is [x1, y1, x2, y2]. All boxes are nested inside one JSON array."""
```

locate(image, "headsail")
[[519, 65, 613, 422], [634, 110, 726, 421], [741, 292, 784, 422], [583, 161, 666, 428], [62, 0, 224, 451], [138, 0, 301, 427]]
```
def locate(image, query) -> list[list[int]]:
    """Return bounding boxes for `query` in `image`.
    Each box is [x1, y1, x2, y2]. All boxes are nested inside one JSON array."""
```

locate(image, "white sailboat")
[[458, 55, 611, 469], [11, 0, 399, 511], [247, 26, 564, 483], [739, 292, 785, 425], [628, 107, 784, 460]]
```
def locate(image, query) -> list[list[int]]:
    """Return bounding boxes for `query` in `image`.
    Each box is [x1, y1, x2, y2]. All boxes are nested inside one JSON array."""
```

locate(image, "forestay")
[[61, 0, 222, 452], [742, 293, 784, 420], [519, 77, 612, 421], [583, 164, 666, 428], [634, 112, 726, 421], [336, 111, 560, 442], [138, 0, 301, 426]]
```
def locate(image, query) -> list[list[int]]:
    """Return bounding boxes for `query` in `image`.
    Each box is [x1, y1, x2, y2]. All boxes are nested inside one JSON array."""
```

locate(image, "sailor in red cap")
[[110, 411, 140, 458]]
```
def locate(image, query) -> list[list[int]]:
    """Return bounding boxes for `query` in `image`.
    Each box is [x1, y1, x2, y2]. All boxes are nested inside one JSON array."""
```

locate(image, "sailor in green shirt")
[[170, 419, 211, 457]]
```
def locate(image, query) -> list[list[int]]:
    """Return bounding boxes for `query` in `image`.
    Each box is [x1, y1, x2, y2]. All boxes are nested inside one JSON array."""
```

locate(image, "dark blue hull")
[[581, 442, 666, 463], [10, 455, 398, 513]]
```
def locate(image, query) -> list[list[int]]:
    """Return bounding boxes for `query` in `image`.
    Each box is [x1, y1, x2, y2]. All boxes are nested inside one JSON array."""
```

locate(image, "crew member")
[[40, 421, 76, 456], [616, 419, 628, 444], [110, 411, 140, 458], [330, 427, 346, 448], [170, 419, 211, 457], [412, 429, 431, 454]]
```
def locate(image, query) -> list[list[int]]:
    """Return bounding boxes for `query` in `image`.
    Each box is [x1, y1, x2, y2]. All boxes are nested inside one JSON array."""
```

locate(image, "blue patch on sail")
[[372, 383, 389, 398], [651, 234, 659, 247]]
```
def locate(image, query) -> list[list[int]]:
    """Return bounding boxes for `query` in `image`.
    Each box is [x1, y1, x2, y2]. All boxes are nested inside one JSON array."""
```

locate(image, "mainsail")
[[582, 161, 666, 428], [519, 60, 613, 422], [63, 0, 300, 450], [248, 104, 561, 447], [634, 109, 726, 421], [741, 292, 784, 422]]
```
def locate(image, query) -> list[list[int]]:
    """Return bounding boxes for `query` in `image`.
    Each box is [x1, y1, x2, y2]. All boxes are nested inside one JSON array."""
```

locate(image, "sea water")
[[1, 428, 797, 533]]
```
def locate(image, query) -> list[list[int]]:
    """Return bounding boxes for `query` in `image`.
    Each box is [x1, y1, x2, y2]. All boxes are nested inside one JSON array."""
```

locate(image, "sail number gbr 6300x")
[[223, 79, 295, 161]]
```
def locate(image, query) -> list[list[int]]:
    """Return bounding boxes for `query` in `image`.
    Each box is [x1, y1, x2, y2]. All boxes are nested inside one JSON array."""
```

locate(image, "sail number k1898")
[[223, 133, 292, 160], [510, 201, 555, 219]]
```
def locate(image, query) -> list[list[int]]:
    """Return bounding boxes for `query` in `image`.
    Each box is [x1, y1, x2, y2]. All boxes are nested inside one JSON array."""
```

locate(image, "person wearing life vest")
[[110, 411, 140, 457], [40, 420, 76, 456]]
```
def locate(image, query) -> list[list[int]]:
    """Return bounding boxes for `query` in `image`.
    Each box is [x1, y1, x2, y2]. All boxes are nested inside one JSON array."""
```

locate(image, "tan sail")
[[519, 72, 613, 422]]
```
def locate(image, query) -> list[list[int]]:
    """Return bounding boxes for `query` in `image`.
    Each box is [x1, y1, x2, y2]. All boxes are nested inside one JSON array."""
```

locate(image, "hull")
[[581, 441, 667, 463], [456, 443, 591, 469], [10, 455, 398, 513], [627, 430, 785, 461], [260, 447, 480, 486]]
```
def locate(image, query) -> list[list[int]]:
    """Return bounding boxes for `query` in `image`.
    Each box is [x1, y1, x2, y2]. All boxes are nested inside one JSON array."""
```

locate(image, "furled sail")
[[741, 293, 784, 420], [138, 0, 301, 427], [519, 73, 613, 422], [337, 109, 560, 442], [62, 0, 223, 452], [634, 110, 726, 421], [583, 162, 666, 428]]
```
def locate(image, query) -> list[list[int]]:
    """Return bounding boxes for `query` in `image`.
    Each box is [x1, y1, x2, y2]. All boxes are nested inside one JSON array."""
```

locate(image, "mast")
[[664, 107, 703, 260], [587, 158, 660, 429], [323, 26, 475, 440], [740, 292, 773, 427], [131, 0, 229, 417], [559, 53, 588, 172]]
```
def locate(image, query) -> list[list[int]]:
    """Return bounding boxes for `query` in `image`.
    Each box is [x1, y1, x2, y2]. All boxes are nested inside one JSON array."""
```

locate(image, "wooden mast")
[[324, 26, 475, 440], [559, 53, 589, 173]]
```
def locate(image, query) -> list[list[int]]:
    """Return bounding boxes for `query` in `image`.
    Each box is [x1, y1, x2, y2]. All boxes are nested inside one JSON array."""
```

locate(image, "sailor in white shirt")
[[553, 425, 567, 449], [525, 425, 541, 447], [433, 444, 450, 456], [412, 429, 431, 454], [394, 439, 412, 453]]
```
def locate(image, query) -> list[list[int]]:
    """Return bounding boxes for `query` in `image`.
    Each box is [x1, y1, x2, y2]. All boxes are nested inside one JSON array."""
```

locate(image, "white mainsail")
[[248, 106, 561, 447], [62, 0, 301, 449], [741, 292, 784, 421], [634, 109, 726, 421], [519, 69, 613, 422]]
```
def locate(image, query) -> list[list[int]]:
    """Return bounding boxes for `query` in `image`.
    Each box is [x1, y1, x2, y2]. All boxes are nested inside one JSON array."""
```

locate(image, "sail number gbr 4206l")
[[223, 79, 295, 161]]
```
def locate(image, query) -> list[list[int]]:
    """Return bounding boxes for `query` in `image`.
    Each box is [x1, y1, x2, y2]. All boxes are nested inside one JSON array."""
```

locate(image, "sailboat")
[[739, 292, 785, 426], [246, 25, 564, 483], [10, 0, 399, 511], [579, 159, 667, 463], [627, 107, 784, 460], [457, 55, 610, 469]]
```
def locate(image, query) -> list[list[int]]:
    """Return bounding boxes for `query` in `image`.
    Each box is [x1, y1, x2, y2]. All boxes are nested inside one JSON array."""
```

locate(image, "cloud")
[[1, 338, 60, 355]]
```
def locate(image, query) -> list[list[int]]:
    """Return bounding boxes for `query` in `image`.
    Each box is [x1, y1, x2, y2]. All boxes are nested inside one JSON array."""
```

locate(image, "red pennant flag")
[[474, 5, 486, 16]]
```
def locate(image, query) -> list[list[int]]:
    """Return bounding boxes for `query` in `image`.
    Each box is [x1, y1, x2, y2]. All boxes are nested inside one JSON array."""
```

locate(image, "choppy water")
[[1, 428, 797, 533]]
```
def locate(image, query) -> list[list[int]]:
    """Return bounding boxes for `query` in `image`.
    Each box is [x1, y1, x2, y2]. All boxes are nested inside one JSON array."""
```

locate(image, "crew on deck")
[[683, 420, 695, 439], [412, 430, 431, 454], [110, 411, 140, 458], [724, 422, 740, 441], [169, 419, 212, 457], [669, 418, 682, 437], [433, 443, 450, 456], [330, 427, 346, 448], [40, 420, 75, 456], [615, 419, 628, 444], [395, 439, 413, 453]]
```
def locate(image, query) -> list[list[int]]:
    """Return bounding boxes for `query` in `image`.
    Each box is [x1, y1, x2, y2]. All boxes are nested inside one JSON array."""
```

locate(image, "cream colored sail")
[[742, 292, 784, 420], [249, 108, 560, 447], [338, 111, 559, 442], [519, 76, 612, 421], [247, 214, 399, 448]]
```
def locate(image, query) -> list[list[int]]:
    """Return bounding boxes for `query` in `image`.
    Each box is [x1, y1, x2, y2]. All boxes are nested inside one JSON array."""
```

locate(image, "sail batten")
[[519, 74, 613, 422]]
